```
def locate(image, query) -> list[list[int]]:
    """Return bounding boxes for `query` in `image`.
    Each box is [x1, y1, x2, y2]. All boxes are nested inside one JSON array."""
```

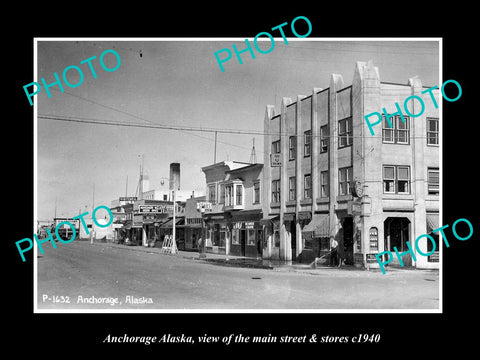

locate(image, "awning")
[[160, 218, 184, 228], [426, 214, 439, 233], [230, 210, 262, 222], [260, 215, 279, 225], [302, 214, 330, 239], [284, 213, 295, 222]]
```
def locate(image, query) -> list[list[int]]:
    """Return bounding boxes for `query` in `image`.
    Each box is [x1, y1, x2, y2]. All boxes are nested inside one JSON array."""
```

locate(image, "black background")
[[6, 6, 476, 356]]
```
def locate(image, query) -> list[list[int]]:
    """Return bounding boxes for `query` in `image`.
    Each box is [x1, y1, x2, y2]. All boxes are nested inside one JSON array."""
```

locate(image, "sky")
[[35, 39, 439, 220]]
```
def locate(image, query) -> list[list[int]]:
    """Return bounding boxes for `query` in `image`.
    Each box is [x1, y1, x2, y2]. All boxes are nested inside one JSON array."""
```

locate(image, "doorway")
[[342, 217, 354, 265], [384, 217, 411, 267]]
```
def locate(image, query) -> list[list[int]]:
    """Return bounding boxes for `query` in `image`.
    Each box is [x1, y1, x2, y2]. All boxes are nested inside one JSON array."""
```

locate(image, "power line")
[[38, 114, 439, 140]]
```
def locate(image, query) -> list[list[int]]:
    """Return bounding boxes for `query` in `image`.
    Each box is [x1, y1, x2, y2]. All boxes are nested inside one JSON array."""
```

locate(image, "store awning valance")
[[160, 218, 184, 228], [302, 214, 330, 239], [426, 214, 439, 233], [260, 215, 279, 225]]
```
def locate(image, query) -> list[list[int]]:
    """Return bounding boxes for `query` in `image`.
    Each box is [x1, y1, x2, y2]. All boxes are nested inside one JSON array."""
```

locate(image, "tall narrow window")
[[383, 166, 395, 193], [288, 176, 296, 201], [427, 117, 439, 145], [396, 117, 410, 144], [208, 184, 216, 204], [320, 125, 328, 153], [271, 180, 280, 203], [427, 168, 439, 195], [397, 166, 410, 194], [382, 116, 394, 143], [289, 136, 296, 160], [338, 167, 352, 196], [253, 181, 260, 203], [320, 171, 329, 197], [338, 118, 352, 147], [236, 184, 243, 205], [304, 130, 311, 157], [304, 174, 312, 199], [219, 183, 225, 204]]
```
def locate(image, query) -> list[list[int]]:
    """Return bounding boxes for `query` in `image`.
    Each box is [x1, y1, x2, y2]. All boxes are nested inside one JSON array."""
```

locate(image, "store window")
[[369, 227, 378, 252], [232, 228, 240, 245], [247, 229, 256, 246]]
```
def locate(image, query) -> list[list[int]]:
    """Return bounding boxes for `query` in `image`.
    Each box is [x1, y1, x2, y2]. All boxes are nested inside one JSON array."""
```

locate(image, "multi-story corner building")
[[202, 161, 264, 258], [262, 60, 440, 270]]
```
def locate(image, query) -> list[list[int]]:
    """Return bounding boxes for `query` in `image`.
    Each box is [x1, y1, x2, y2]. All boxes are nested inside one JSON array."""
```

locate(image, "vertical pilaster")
[[280, 97, 292, 261]]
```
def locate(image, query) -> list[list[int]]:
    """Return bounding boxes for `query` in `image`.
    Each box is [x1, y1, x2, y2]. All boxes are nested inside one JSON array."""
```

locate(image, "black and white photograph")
[[32, 38, 441, 312], [7, 8, 477, 355]]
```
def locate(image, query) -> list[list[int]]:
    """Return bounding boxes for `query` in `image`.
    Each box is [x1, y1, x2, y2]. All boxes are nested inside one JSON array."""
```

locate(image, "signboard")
[[270, 153, 282, 167], [120, 196, 137, 201], [138, 204, 174, 213], [196, 202, 212, 212]]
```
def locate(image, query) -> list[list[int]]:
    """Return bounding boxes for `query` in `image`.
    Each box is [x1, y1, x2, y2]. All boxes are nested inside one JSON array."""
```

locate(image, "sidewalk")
[[86, 240, 438, 277]]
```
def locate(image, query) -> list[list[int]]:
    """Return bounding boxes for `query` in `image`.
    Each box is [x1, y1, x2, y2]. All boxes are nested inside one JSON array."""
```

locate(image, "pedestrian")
[[329, 236, 339, 267]]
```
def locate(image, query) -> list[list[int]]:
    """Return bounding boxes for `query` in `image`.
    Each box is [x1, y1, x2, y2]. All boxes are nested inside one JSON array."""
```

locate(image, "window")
[[320, 125, 328, 153], [383, 166, 395, 193], [247, 229, 256, 246], [289, 136, 296, 160], [304, 174, 312, 199], [369, 227, 378, 252], [320, 171, 329, 197], [427, 117, 439, 145], [253, 181, 260, 203], [219, 183, 225, 204], [338, 118, 352, 147], [208, 184, 216, 204], [383, 165, 411, 194], [271, 140, 280, 154], [382, 115, 410, 144], [304, 130, 311, 157], [236, 184, 243, 205], [428, 168, 439, 195], [338, 167, 352, 196], [271, 180, 280, 203], [225, 184, 232, 206], [232, 229, 240, 245], [288, 176, 296, 201], [397, 166, 410, 194]]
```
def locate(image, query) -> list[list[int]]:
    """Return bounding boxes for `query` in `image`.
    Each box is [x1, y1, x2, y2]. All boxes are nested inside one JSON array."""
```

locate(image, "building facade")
[[202, 161, 263, 258], [262, 60, 440, 270]]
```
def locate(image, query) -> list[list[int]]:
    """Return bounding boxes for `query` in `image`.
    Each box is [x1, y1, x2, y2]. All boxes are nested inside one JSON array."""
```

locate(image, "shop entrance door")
[[384, 217, 411, 267], [240, 230, 246, 256], [342, 217, 354, 265]]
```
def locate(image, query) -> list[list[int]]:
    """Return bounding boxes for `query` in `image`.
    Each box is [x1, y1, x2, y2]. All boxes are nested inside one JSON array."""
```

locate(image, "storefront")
[[228, 210, 263, 258], [204, 214, 228, 255], [301, 213, 330, 264]]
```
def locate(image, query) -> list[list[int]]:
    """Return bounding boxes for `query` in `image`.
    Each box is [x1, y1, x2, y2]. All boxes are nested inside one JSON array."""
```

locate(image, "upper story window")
[[235, 184, 243, 205], [288, 176, 296, 201], [427, 117, 439, 146], [304, 130, 311, 157], [382, 115, 410, 144], [271, 140, 281, 154], [289, 136, 296, 160], [304, 174, 312, 199], [208, 184, 216, 204], [219, 183, 225, 204], [338, 167, 352, 195], [320, 125, 328, 153], [383, 165, 410, 194], [253, 181, 260, 204], [320, 170, 329, 197], [427, 168, 439, 195], [338, 117, 352, 148], [271, 180, 280, 203]]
